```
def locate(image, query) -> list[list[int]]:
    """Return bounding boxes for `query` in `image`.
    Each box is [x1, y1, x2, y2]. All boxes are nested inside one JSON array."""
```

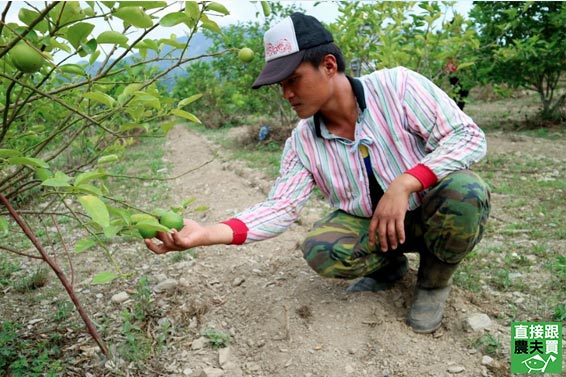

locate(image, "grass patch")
[[472, 134, 566, 322]]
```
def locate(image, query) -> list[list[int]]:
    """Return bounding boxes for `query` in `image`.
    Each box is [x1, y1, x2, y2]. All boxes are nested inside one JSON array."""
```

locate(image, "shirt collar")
[[314, 75, 366, 138]]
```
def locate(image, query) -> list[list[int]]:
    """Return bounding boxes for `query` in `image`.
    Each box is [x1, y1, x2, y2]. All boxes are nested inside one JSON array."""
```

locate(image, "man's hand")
[[369, 174, 422, 252], [144, 220, 233, 254]]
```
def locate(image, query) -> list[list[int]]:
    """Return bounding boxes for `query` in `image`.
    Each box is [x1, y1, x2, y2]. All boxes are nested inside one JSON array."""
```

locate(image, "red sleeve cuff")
[[405, 164, 438, 190], [221, 218, 249, 245]]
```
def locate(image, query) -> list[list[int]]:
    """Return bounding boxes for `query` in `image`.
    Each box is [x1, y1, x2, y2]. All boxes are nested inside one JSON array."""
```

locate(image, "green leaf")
[[83, 91, 116, 107], [160, 120, 176, 133], [118, 1, 167, 9], [456, 62, 474, 70], [0, 149, 22, 158], [103, 224, 122, 238], [97, 154, 119, 165], [74, 238, 97, 253], [185, 1, 200, 20], [178, 94, 203, 108], [89, 49, 100, 65], [171, 109, 201, 123], [193, 205, 209, 212], [78, 195, 110, 228], [97, 30, 129, 46], [108, 205, 130, 224], [59, 63, 86, 75], [41, 171, 71, 187], [206, 2, 229, 15], [135, 221, 171, 233], [78, 39, 98, 57], [131, 93, 161, 110], [18, 8, 48, 33], [260, 1, 271, 17], [201, 18, 222, 34], [7, 156, 49, 168], [122, 83, 143, 97], [67, 22, 95, 49], [75, 184, 103, 196], [91, 271, 118, 284], [113, 7, 153, 28], [35, 168, 52, 181], [159, 38, 186, 49], [74, 171, 108, 186], [160, 11, 189, 27]]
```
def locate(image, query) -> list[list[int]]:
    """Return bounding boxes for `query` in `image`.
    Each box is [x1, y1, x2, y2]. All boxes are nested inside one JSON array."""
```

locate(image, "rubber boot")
[[346, 254, 408, 293], [407, 252, 459, 333]]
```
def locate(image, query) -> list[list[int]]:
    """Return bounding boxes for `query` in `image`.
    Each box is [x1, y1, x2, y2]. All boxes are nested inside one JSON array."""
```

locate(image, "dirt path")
[[158, 125, 509, 377]]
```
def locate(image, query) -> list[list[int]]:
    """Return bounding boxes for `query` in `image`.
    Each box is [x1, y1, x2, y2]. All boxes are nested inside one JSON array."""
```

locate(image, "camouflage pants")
[[301, 170, 491, 279]]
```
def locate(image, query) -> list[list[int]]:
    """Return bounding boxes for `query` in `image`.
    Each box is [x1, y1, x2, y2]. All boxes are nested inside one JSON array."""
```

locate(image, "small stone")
[[191, 337, 207, 350], [447, 365, 465, 374], [111, 291, 129, 304], [218, 347, 231, 367], [154, 278, 178, 293], [466, 313, 492, 332], [345, 364, 355, 374], [232, 277, 245, 287], [481, 355, 494, 366]]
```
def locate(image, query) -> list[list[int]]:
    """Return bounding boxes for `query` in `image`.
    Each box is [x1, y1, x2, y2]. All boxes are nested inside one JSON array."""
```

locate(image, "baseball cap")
[[252, 12, 334, 89]]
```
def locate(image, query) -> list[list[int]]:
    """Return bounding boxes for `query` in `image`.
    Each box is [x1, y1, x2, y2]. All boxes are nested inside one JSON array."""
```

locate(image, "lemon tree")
[[0, 1, 232, 357]]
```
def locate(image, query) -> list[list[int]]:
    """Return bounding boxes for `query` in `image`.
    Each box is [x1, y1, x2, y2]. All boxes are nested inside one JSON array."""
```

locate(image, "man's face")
[[279, 62, 330, 119]]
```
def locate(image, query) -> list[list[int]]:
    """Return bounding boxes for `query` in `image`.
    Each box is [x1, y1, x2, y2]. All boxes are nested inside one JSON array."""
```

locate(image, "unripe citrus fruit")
[[137, 223, 158, 239], [11, 43, 44, 73], [238, 47, 254, 63], [159, 212, 184, 231]]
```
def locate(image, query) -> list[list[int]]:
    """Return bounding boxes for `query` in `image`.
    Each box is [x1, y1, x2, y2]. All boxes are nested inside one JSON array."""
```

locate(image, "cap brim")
[[252, 51, 305, 89]]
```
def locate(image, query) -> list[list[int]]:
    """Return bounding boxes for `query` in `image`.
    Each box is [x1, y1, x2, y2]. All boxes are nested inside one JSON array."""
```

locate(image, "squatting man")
[[145, 12, 491, 334]]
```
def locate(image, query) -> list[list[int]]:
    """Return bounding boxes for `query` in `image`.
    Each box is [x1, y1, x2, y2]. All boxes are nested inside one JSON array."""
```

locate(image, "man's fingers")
[[387, 221, 398, 250], [378, 221, 388, 252], [396, 219, 406, 245], [145, 238, 167, 254], [368, 217, 378, 245]]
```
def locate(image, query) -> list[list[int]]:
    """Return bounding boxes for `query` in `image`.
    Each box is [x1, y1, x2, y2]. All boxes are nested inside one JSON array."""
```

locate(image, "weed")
[[0, 320, 64, 376], [119, 309, 152, 362], [170, 249, 197, 263], [53, 300, 74, 323], [0, 256, 19, 286], [202, 328, 232, 349], [14, 267, 49, 292], [132, 275, 153, 322], [471, 333, 503, 357], [553, 304, 566, 321]]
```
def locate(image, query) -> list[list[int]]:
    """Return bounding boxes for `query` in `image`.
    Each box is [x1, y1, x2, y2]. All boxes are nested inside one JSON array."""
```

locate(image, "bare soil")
[[4, 125, 564, 376], [135, 125, 513, 377]]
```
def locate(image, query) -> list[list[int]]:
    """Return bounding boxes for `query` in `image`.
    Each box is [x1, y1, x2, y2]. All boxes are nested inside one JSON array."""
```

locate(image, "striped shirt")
[[227, 67, 486, 244]]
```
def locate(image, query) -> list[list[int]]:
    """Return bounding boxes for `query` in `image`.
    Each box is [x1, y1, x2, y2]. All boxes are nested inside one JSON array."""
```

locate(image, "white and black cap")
[[252, 12, 334, 89]]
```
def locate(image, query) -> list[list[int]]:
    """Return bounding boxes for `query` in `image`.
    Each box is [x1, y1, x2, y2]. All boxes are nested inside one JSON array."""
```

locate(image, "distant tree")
[[173, 2, 302, 128], [330, 1, 480, 97], [470, 1, 566, 123]]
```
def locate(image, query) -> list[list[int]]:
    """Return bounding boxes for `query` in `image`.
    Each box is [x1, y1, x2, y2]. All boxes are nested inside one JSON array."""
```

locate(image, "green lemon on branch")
[[238, 47, 254, 63], [136, 221, 170, 239], [11, 43, 44, 73], [159, 211, 184, 231]]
